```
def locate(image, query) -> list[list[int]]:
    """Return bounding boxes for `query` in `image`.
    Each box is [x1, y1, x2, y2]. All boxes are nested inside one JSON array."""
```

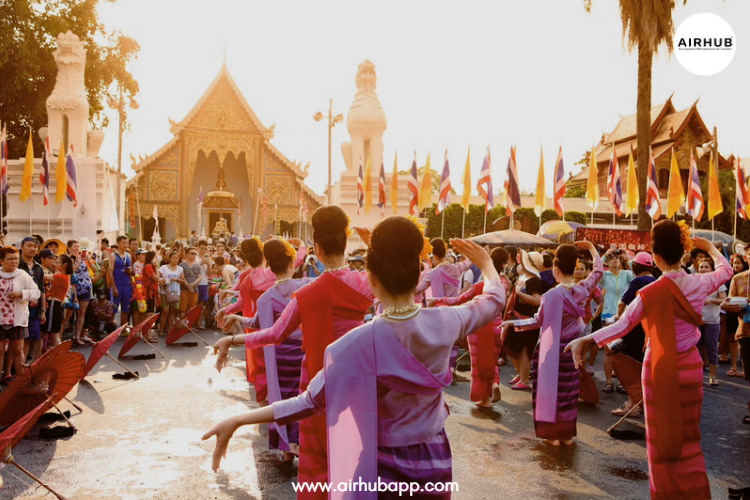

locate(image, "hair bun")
[[263, 239, 287, 262], [312, 206, 348, 234], [371, 217, 424, 262]]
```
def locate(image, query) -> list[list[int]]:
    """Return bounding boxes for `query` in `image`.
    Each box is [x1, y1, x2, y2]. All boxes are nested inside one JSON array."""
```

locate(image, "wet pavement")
[[2, 329, 749, 499]]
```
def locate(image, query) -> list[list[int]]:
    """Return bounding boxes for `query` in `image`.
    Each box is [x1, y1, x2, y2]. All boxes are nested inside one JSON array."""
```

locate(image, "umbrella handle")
[[104, 352, 140, 379], [49, 400, 77, 433], [189, 329, 209, 346], [63, 396, 83, 413], [8, 457, 69, 500], [142, 338, 166, 358], [606, 398, 644, 434], [455, 350, 469, 365]]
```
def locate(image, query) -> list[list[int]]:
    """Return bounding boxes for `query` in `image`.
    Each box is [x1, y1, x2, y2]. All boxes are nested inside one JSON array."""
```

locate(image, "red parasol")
[[0, 396, 68, 500], [612, 353, 643, 402], [166, 306, 207, 346], [578, 366, 600, 405], [118, 314, 165, 359], [0, 344, 84, 430], [81, 326, 139, 380]]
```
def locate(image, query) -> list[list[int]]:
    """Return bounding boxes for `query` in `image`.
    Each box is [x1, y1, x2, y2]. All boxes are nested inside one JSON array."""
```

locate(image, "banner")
[[71, 158, 100, 239], [576, 227, 651, 253]]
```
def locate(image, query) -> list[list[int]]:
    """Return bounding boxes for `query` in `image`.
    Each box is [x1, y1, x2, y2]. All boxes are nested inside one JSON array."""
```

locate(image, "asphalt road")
[[2, 329, 749, 500]]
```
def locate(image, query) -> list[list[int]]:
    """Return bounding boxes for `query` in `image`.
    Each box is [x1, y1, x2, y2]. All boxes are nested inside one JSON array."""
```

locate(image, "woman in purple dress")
[[203, 216, 506, 499]]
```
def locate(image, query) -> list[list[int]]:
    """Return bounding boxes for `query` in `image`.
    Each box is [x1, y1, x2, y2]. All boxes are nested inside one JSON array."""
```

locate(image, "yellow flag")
[[461, 148, 471, 211], [54, 139, 67, 203], [585, 145, 599, 210], [534, 148, 546, 217], [390, 152, 398, 214], [666, 149, 685, 218], [707, 155, 722, 220], [418, 152, 432, 211], [624, 146, 639, 216], [19, 129, 34, 202], [364, 156, 372, 214]]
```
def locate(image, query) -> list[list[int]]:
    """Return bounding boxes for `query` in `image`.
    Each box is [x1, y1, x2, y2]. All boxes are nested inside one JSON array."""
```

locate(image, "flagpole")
[[254, 187, 262, 235], [29, 189, 33, 235], [734, 185, 738, 240], [47, 203, 51, 238], [441, 210, 445, 239], [461, 207, 466, 239], [483, 207, 487, 234], [135, 182, 143, 242]]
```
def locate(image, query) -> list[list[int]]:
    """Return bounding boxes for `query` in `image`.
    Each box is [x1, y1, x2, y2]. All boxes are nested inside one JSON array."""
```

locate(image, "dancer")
[[204, 216, 505, 499], [215, 206, 373, 499], [502, 242, 602, 446], [567, 221, 730, 500]]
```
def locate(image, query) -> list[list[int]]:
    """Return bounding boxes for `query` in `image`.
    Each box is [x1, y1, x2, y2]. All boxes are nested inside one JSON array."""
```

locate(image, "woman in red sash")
[[567, 220, 730, 500], [215, 206, 375, 499]]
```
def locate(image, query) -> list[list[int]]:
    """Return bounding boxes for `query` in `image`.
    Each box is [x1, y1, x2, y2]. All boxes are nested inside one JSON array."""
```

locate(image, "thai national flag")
[[607, 143, 623, 216], [40, 138, 50, 206], [735, 157, 749, 219], [553, 146, 565, 217], [504, 146, 520, 216], [476, 147, 493, 213], [65, 145, 78, 207], [356, 159, 364, 215], [408, 152, 419, 215], [686, 151, 704, 221], [0, 124, 7, 195], [377, 162, 386, 215], [645, 148, 661, 220], [436, 150, 451, 215]]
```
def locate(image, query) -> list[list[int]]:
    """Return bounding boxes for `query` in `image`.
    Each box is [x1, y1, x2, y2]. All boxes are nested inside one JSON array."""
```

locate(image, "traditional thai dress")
[[415, 259, 472, 370], [223, 246, 306, 403], [244, 269, 374, 499], [245, 277, 313, 451], [512, 253, 603, 440], [269, 278, 505, 499], [593, 254, 731, 500], [434, 281, 501, 403]]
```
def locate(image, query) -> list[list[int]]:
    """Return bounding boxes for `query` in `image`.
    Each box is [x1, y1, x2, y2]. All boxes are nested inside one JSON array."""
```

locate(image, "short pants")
[[197, 284, 208, 303], [0, 326, 27, 341], [26, 316, 41, 341]]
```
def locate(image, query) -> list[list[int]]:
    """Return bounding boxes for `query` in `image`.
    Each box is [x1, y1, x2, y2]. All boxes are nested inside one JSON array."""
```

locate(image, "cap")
[[348, 255, 365, 262], [38, 249, 55, 260], [21, 236, 39, 246], [632, 252, 653, 267], [136, 248, 148, 255]]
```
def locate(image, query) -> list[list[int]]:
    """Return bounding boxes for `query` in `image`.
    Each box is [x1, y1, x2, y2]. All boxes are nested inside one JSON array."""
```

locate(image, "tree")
[[424, 203, 504, 240], [398, 166, 456, 195], [0, 0, 140, 158], [584, 0, 683, 231]]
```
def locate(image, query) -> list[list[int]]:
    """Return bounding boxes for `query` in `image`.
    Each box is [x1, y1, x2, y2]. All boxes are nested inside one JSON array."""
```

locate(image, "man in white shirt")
[[196, 239, 210, 329]]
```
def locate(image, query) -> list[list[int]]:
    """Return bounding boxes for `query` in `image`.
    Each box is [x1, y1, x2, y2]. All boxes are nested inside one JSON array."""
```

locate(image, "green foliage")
[[0, 0, 140, 157], [424, 203, 504, 240], [563, 211, 588, 225], [398, 166, 456, 194], [564, 184, 586, 198], [694, 169, 750, 243]]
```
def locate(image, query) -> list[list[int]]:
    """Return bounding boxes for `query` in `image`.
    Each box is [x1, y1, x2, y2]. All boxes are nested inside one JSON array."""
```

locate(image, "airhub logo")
[[675, 13, 736, 76]]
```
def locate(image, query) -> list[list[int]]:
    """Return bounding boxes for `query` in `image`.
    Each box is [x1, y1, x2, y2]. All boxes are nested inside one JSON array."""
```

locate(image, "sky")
[[95, 0, 750, 198]]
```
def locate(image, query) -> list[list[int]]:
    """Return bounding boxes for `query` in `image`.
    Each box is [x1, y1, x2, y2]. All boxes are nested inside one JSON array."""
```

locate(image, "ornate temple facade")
[[128, 62, 322, 240]]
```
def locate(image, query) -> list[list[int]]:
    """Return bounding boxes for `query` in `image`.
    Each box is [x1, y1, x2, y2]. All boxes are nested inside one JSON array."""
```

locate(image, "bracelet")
[[231, 334, 236, 346]]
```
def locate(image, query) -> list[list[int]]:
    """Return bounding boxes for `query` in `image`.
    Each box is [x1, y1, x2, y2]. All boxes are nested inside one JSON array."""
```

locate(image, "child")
[[58, 255, 80, 345], [698, 257, 726, 386], [574, 260, 602, 375]]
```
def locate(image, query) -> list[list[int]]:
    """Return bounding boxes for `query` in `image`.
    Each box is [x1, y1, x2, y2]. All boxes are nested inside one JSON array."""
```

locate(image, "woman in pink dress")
[[204, 216, 505, 499]]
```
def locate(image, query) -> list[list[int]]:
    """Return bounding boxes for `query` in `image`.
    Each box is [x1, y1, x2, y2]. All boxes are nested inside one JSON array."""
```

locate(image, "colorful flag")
[[534, 148, 546, 217], [707, 154, 723, 220], [0, 123, 7, 195], [418, 152, 432, 211], [39, 138, 50, 206], [197, 186, 203, 211], [54, 140, 66, 203], [378, 161, 386, 215], [476, 147, 494, 212], [585, 145, 599, 211], [666, 149, 684, 218], [436, 150, 451, 214], [552, 147, 565, 217], [607, 143, 623, 216], [504, 146, 521, 216], [686, 151, 704, 221], [65, 145, 78, 206], [390, 152, 398, 214], [408, 152, 418, 215], [20, 129, 34, 202], [364, 156, 372, 214], [624, 145, 639, 216], [645, 148, 661, 221], [461, 148, 471, 212], [356, 159, 364, 215], [735, 157, 748, 219], [128, 189, 135, 229]]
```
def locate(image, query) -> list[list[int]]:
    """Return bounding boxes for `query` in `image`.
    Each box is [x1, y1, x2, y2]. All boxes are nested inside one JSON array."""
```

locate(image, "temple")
[[128, 62, 322, 240]]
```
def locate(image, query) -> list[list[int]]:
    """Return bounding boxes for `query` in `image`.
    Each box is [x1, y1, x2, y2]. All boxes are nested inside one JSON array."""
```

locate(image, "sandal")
[[726, 368, 739, 377], [80, 335, 93, 343], [616, 384, 628, 395], [737, 371, 745, 378], [509, 374, 520, 385], [743, 416, 750, 425], [1, 375, 14, 385], [73, 339, 85, 346], [510, 382, 531, 391], [497, 357, 506, 366], [603, 383, 614, 394]]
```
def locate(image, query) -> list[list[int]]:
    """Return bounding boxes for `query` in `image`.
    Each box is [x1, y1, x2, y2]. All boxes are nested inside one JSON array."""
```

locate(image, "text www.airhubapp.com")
[[291, 478, 459, 496]]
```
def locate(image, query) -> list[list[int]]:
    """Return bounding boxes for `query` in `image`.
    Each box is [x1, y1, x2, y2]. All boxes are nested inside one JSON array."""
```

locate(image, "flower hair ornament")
[[278, 237, 296, 260], [250, 235, 264, 253], [677, 220, 693, 253], [574, 258, 581, 271], [344, 216, 355, 238], [405, 215, 433, 261]]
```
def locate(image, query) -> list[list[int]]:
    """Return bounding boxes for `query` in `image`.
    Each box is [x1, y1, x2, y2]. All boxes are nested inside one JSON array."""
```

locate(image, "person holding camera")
[[305, 249, 324, 278]]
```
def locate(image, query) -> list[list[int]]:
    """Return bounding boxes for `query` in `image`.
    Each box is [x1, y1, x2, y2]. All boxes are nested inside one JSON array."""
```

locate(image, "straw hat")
[[520, 250, 543, 279], [40, 238, 67, 256]]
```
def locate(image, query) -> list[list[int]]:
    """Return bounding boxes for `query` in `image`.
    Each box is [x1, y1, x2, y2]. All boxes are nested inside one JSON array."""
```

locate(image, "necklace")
[[322, 266, 346, 274], [275, 278, 291, 286], [383, 304, 421, 321], [663, 267, 682, 273], [559, 281, 575, 289]]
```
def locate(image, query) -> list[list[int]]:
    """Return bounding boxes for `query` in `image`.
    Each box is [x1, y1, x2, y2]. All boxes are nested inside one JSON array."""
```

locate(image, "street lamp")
[[313, 99, 343, 205], [108, 87, 139, 229]]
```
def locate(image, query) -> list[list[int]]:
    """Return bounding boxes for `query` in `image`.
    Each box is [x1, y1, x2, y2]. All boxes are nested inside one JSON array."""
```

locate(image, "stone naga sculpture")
[[42, 31, 104, 157], [341, 59, 386, 173]]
